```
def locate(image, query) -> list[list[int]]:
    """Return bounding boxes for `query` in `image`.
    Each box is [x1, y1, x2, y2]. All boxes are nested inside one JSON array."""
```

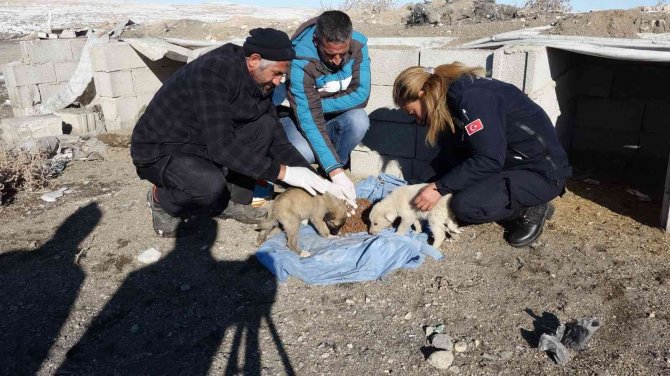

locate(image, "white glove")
[[280, 166, 328, 196], [328, 171, 357, 209]]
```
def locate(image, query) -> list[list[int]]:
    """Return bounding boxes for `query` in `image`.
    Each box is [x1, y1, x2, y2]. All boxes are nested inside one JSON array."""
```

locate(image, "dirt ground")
[[2, 2, 670, 375], [1, 135, 669, 375]]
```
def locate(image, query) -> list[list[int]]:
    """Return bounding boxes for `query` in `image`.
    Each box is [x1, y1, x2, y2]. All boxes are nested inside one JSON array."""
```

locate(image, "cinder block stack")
[[90, 41, 183, 131], [3, 38, 88, 117]]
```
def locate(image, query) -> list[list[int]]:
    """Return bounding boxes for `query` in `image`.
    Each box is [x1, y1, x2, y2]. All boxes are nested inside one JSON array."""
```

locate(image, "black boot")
[[505, 203, 554, 248]]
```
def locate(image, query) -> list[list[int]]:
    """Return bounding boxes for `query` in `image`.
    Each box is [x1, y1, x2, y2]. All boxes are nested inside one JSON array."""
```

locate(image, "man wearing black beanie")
[[131, 28, 333, 238]]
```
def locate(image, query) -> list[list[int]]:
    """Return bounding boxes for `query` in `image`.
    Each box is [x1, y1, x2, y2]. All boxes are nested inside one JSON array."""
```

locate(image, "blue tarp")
[[255, 174, 443, 285]]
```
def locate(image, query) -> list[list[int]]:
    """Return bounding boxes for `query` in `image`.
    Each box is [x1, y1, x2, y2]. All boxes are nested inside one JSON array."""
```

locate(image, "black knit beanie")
[[243, 28, 295, 61]]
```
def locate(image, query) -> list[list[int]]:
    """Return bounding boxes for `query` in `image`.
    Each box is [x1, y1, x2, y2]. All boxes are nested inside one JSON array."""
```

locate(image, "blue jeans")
[[279, 108, 370, 167]]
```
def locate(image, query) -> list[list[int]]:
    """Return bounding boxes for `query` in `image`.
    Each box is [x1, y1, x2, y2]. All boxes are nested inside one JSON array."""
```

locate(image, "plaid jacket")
[[130, 44, 309, 182]]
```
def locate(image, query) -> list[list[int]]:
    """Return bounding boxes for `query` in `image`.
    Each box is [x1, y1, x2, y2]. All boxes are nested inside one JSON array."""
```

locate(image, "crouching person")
[[275, 10, 371, 206], [131, 28, 329, 237], [392, 64, 572, 247]]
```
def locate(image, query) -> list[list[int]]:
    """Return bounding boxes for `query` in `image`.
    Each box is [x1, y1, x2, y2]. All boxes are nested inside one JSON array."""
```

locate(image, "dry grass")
[[0, 145, 51, 204]]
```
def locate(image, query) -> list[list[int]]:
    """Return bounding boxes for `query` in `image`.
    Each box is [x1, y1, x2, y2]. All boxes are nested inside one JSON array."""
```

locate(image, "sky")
[[133, 0, 665, 12]]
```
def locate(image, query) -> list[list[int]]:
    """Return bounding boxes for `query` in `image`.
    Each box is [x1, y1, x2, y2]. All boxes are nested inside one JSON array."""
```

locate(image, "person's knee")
[[185, 166, 227, 207], [191, 169, 227, 207], [346, 109, 370, 137], [449, 193, 472, 221], [280, 117, 315, 163], [450, 192, 488, 223]]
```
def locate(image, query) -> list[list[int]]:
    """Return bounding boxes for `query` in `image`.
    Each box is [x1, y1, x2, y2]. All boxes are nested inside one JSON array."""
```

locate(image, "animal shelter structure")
[[2, 30, 670, 231]]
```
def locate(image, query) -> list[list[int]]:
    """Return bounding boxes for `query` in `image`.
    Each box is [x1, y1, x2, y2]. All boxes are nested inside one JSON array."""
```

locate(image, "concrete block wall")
[[355, 48, 420, 180], [2, 38, 88, 117], [572, 58, 670, 158], [352, 47, 492, 182], [90, 41, 183, 130], [502, 46, 579, 149]]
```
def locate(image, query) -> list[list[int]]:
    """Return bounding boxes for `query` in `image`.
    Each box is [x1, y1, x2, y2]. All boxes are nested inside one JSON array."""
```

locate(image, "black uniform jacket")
[[435, 75, 572, 194]]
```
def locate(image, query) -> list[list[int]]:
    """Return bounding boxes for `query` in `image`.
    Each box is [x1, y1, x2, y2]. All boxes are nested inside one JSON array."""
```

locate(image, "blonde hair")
[[393, 62, 486, 145]]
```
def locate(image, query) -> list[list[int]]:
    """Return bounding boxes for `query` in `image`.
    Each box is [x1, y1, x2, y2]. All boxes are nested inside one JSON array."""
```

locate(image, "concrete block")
[[7, 85, 40, 108], [368, 106, 415, 124], [100, 96, 141, 130], [611, 65, 670, 100], [643, 101, 670, 135], [91, 42, 147, 72], [350, 149, 412, 180], [137, 91, 156, 106], [55, 61, 79, 82], [365, 85, 416, 123], [529, 82, 561, 126], [55, 108, 103, 134], [94, 71, 135, 97], [70, 38, 88, 61], [577, 65, 614, 98], [131, 67, 163, 95], [525, 47, 577, 96], [639, 133, 670, 158], [38, 83, 66, 102], [360, 119, 416, 158], [0, 115, 63, 144], [135, 93, 155, 121], [365, 84, 394, 112], [571, 128, 638, 155], [369, 48, 420, 86], [368, 37, 456, 49], [12, 107, 39, 117], [491, 46, 527, 91], [575, 97, 645, 132], [524, 47, 552, 95], [419, 48, 493, 74], [20, 40, 74, 63], [546, 48, 576, 78], [2, 62, 56, 87], [553, 68, 577, 103]]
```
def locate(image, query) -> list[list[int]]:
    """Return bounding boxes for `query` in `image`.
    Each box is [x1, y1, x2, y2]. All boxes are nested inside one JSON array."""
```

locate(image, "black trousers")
[[136, 115, 277, 217], [449, 170, 564, 224]]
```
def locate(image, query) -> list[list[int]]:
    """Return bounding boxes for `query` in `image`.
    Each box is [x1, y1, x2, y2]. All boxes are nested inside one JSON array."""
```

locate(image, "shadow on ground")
[[567, 151, 667, 228], [520, 308, 560, 348], [0, 203, 101, 375], [59, 215, 294, 375], [0, 207, 294, 375]]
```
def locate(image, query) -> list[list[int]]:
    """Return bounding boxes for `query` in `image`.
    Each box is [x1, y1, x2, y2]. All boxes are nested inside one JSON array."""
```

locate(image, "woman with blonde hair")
[[392, 63, 571, 247]]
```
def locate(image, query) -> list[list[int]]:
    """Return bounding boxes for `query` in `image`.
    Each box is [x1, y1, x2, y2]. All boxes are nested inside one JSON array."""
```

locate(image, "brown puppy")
[[256, 188, 349, 255]]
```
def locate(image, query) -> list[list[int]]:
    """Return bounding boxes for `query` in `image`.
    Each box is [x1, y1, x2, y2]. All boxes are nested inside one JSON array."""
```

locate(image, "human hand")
[[329, 171, 357, 209], [414, 183, 441, 211], [280, 166, 328, 196]]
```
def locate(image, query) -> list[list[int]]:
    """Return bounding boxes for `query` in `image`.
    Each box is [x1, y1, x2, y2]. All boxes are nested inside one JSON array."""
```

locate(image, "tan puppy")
[[368, 183, 461, 248], [256, 188, 349, 254]]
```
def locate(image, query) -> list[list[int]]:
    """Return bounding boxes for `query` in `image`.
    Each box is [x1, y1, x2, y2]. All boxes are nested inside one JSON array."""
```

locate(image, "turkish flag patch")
[[465, 118, 484, 136]]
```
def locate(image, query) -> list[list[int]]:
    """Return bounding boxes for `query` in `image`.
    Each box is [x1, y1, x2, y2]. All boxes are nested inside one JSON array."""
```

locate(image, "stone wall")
[[90, 41, 184, 131], [3, 38, 88, 117]]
